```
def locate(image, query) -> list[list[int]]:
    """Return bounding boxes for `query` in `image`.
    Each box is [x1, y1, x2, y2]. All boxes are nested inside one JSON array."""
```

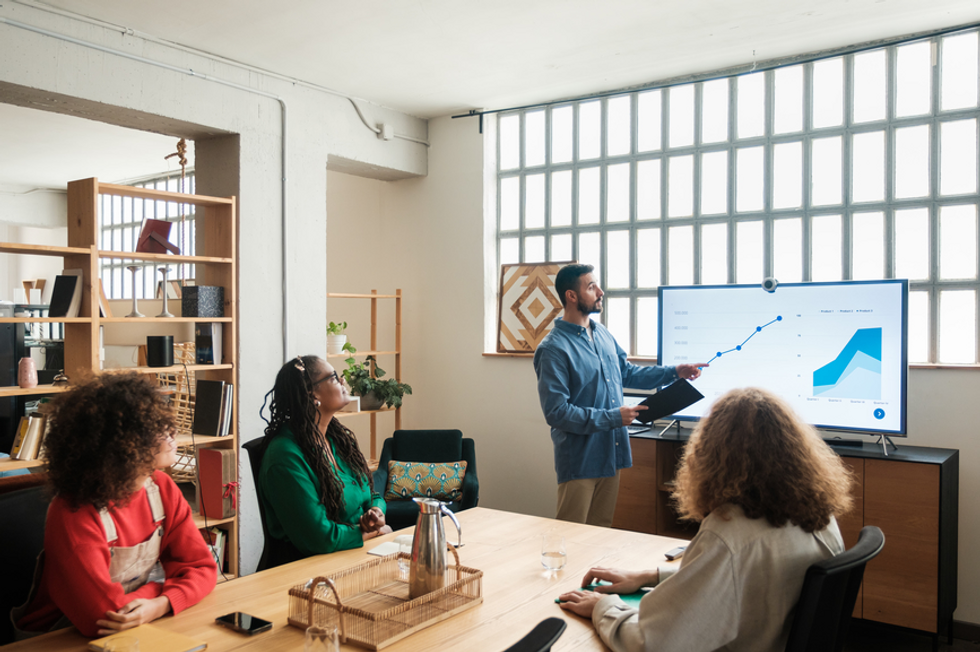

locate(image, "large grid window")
[[496, 29, 980, 365], [100, 171, 196, 300]]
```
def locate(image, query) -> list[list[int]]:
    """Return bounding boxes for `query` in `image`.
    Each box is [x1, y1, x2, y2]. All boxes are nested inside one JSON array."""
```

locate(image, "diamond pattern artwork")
[[497, 262, 572, 353]]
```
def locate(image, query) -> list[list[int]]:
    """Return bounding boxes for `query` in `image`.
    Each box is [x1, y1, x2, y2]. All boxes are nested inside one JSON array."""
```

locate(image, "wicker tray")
[[288, 547, 483, 650]]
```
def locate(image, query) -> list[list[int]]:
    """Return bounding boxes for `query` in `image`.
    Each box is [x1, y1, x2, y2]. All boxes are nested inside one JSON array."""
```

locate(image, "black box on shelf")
[[182, 286, 224, 318]]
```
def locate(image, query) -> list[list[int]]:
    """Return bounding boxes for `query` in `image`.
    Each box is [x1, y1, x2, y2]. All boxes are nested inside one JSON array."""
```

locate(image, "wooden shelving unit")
[[0, 177, 240, 576], [327, 290, 402, 461]]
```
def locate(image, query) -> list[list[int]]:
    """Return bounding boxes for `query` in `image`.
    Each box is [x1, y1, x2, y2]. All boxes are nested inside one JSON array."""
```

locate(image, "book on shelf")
[[47, 269, 83, 318], [89, 624, 206, 652], [195, 323, 223, 365], [98, 279, 112, 318], [10, 417, 30, 459], [156, 279, 183, 300], [203, 526, 227, 571], [12, 415, 46, 461], [217, 383, 234, 437], [192, 380, 227, 437], [198, 448, 236, 519]]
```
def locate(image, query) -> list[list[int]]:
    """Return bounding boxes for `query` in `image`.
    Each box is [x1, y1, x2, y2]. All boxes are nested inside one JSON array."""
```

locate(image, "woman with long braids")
[[257, 355, 390, 569]]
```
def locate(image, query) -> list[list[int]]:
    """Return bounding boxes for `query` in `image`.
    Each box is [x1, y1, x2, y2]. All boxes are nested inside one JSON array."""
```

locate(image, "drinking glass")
[[395, 534, 413, 577], [105, 635, 139, 652], [541, 530, 567, 571], [305, 626, 339, 652]]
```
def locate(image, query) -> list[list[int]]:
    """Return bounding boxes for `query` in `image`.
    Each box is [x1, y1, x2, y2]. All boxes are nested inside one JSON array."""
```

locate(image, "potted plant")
[[326, 321, 348, 354], [342, 355, 412, 410]]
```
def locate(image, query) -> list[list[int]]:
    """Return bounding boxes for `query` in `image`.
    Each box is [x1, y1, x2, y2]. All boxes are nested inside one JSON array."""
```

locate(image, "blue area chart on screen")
[[657, 281, 907, 435]]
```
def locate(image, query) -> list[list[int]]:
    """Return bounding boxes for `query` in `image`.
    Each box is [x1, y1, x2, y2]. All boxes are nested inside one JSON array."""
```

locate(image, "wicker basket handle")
[[447, 543, 461, 570], [308, 576, 347, 643]]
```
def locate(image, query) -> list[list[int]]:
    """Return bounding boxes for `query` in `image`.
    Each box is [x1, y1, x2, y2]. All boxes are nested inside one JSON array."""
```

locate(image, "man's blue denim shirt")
[[533, 318, 677, 484]]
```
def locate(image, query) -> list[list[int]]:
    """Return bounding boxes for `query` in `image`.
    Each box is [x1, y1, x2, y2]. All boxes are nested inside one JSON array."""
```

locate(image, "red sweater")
[[16, 471, 217, 637]]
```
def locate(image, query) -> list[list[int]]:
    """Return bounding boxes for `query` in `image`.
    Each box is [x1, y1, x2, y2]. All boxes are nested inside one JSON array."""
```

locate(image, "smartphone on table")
[[215, 612, 273, 635]]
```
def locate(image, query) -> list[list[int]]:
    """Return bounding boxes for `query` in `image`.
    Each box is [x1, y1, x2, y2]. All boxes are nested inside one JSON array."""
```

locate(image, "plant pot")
[[326, 334, 347, 354], [357, 391, 385, 411]]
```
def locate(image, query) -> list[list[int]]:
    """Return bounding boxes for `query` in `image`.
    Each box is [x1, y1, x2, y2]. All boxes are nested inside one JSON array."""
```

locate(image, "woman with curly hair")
[[558, 387, 853, 652], [256, 355, 390, 569], [13, 373, 216, 638]]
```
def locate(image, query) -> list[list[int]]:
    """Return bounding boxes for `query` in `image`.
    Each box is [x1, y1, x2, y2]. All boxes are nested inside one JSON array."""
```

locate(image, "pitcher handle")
[[440, 503, 463, 548]]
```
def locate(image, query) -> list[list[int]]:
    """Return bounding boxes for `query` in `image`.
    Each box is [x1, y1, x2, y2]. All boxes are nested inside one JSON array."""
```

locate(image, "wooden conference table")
[[8, 508, 685, 651]]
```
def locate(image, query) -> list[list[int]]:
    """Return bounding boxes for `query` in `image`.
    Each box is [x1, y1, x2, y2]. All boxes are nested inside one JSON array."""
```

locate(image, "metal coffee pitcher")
[[409, 497, 462, 599]]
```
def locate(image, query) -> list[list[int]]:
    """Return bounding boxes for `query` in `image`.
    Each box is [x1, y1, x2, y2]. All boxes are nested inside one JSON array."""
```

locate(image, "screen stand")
[[657, 419, 680, 438], [875, 434, 898, 457]]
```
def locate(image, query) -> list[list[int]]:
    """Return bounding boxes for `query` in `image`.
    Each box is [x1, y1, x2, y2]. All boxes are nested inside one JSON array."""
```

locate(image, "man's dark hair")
[[555, 263, 594, 307]]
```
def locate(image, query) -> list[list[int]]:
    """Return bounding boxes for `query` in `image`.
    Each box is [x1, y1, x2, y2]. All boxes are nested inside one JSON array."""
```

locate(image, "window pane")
[[551, 233, 572, 262], [942, 32, 979, 111], [668, 155, 694, 218], [525, 110, 545, 167], [852, 212, 885, 280], [812, 57, 844, 128], [637, 90, 662, 152], [852, 131, 886, 203], [636, 159, 662, 220], [940, 119, 978, 196], [853, 50, 887, 123], [700, 222, 728, 285], [811, 214, 842, 281], [500, 114, 519, 170], [525, 173, 545, 228], [636, 297, 659, 357], [578, 167, 600, 225], [608, 96, 631, 157], [667, 225, 694, 285], [607, 163, 631, 223], [607, 230, 631, 289], [774, 65, 804, 134], [552, 106, 573, 164], [894, 208, 930, 281], [736, 146, 764, 212], [895, 125, 931, 199], [736, 220, 763, 283], [525, 235, 545, 263], [773, 217, 803, 283], [637, 228, 661, 287], [500, 177, 519, 230], [500, 237, 519, 265], [669, 84, 695, 148], [606, 297, 631, 355], [701, 79, 729, 144], [773, 141, 803, 209], [896, 41, 932, 117], [940, 204, 978, 280], [551, 170, 572, 227], [579, 101, 601, 160], [737, 72, 765, 139], [700, 151, 728, 215], [908, 291, 930, 364], [578, 232, 601, 280], [939, 290, 976, 363], [811, 136, 842, 206]]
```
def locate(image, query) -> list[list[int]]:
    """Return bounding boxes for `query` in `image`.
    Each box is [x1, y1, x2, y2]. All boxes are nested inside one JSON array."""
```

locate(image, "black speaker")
[[146, 335, 174, 368]]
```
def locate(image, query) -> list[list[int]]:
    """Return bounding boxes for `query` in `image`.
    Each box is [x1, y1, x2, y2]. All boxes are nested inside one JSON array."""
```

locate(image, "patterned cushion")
[[385, 461, 468, 502]]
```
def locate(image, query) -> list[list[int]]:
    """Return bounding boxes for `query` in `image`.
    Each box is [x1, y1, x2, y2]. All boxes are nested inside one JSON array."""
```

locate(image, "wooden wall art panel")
[[496, 262, 571, 353]]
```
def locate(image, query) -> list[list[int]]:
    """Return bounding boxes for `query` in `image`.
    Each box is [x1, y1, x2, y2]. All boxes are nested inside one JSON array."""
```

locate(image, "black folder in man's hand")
[[634, 379, 705, 424]]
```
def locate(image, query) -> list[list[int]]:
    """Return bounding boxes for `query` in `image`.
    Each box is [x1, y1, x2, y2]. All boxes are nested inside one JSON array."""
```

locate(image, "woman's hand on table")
[[557, 590, 603, 618], [581, 567, 659, 594], [96, 596, 171, 635], [359, 506, 387, 532]]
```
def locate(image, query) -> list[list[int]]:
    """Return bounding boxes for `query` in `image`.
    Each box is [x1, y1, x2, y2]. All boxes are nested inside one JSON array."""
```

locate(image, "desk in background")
[[6, 507, 684, 651]]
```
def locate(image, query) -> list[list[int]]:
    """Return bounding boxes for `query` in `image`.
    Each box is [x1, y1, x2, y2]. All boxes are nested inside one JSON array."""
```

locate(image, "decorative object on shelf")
[[195, 322, 223, 365], [17, 357, 37, 388], [52, 370, 69, 387], [126, 265, 144, 318], [156, 267, 175, 318], [198, 447, 237, 519], [182, 285, 224, 318], [343, 355, 412, 410], [47, 269, 83, 318], [146, 335, 174, 368], [136, 218, 180, 255], [326, 321, 350, 355], [496, 262, 571, 353]]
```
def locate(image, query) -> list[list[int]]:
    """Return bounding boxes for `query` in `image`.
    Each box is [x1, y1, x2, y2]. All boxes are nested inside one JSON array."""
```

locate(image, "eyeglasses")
[[312, 370, 340, 387]]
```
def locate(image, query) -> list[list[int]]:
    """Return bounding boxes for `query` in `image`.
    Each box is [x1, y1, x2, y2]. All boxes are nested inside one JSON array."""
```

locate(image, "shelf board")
[[0, 242, 91, 256], [0, 457, 45, 471], [326, 292, 400, 299], [99, 317, 232, 323], [335, 406, 397, 417], [192, 513, 236, 529], [98, 250, 232, 264], [325, 350, 398, 358], [175, 434, 231, 446], [0, 317, 90, 323], [97, 182, 235, 207], [103, 363, 234, 375], [0, 384, 69, 397]]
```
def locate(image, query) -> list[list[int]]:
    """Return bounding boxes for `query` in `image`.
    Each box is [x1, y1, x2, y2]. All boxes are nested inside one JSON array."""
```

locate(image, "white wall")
[[327, 115, 980, 625]]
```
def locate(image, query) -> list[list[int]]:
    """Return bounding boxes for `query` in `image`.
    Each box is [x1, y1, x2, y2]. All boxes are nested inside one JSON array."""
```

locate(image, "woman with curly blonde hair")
[[559, 387, 853, 652]]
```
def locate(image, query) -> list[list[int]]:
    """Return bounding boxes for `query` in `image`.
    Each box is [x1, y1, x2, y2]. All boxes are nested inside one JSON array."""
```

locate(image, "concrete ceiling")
[[2, 0, 980, 191]]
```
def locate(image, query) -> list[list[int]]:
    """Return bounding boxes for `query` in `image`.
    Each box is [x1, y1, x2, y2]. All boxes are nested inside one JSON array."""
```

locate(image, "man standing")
[[533, 263, 706, 526]]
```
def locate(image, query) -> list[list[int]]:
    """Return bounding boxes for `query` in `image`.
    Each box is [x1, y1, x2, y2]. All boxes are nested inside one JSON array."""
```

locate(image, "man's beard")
[[578, 297, 602, 314]]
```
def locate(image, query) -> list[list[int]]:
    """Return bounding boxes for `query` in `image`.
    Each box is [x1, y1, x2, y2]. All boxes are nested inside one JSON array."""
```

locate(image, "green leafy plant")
[[326, 321, 348, 336], [343, 355, 413, 409]]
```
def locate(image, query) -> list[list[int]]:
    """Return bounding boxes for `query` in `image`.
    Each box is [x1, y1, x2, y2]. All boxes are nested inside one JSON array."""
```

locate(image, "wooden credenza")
[[613, 434, 959, 639]]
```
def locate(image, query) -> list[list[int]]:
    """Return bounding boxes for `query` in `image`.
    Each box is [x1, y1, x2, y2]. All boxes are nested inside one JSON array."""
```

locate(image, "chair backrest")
[[241, 437, 272, 571], [391, 429, 463, 462], [0, 485, 49, 645], [784, 526, 885, 652], [501, 617, 567, 652]]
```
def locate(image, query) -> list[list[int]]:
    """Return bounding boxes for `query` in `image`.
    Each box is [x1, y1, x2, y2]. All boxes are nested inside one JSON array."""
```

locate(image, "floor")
[[844, 621, 980, 651]]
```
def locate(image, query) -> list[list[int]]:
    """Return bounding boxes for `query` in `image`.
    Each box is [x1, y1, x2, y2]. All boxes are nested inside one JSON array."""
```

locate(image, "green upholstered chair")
[[372, 429, 479, 532]]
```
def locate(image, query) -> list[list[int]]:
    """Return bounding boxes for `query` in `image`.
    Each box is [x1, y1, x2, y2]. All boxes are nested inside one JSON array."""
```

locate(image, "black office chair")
[[242, 437, 274, 572], [0, 485, 50, 645], [372, 429, 479, 531], [501, 617, 567, 652], [784, 525, 885, 652]]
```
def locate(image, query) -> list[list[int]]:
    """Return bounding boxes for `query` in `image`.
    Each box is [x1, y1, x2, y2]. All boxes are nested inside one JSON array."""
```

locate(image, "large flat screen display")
[[657, 280, 908, 435]]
